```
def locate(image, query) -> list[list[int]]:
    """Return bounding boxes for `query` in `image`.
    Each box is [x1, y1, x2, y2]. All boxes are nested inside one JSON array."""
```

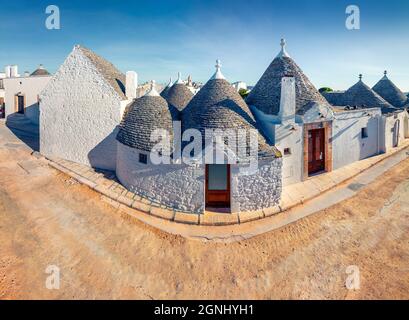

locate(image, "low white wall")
[[116, 143, 205, 213], [332, 109, 381, 170], [231, 158, 282, 213], [3, 75, 51, 125], [383, 111, 408, 153]]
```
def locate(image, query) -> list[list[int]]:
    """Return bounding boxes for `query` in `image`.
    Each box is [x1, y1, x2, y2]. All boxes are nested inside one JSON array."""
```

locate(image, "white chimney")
[[5, 65, 11, 78], [279, 77, 296, 124], [125, 71, 138, 100], [10, 65, 19, 78]]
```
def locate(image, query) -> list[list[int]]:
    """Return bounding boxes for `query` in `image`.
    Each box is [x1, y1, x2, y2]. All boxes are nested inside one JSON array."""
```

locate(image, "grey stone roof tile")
[[182, 78, 281, 159], [165, 83, 193, 112], [372, 74, 409, 109], [117, 95, 174, 153], [78, 46, 126, 100], [246, 56, 330, 115]]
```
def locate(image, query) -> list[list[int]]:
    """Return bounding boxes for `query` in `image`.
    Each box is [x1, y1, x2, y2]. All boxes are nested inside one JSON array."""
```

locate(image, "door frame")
[[14, 94, 26, 114], [303, 121, 333, 180], [205, 164, 231, 208]]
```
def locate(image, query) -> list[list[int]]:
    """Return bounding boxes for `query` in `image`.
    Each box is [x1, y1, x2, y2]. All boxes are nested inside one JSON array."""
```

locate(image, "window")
[[284, 148, 292, 156], [361, 127, 368, 139], [139, 153, 148, 164]]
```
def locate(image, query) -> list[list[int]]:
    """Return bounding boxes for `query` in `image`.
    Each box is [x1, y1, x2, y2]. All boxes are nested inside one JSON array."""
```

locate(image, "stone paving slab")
[[44, 139, 409, 228]]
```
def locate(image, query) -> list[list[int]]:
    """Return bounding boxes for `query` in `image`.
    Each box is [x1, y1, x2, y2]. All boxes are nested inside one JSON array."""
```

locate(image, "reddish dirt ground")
[[1, 123, 409, 300]]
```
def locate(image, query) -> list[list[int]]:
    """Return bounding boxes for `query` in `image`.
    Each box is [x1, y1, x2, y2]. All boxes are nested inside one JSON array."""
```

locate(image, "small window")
[[284, 148, 292, 156], [361, 127, 368, 139], [139, 153, 148, 164]]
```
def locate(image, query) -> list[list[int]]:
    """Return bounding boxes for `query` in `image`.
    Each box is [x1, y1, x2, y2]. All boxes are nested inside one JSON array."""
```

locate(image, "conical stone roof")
[[372, 71, 408, 108], [343, 75, 398, 114], [182, 60, 280, 159], [165, 73, 194, 112], [246, 39, 329, 115], [117, 82, 174, 153], [30, 64, 51, 76]]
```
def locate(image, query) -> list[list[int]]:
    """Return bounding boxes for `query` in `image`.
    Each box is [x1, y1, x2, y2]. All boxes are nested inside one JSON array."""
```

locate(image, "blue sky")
[[1, 0, 409, 90]]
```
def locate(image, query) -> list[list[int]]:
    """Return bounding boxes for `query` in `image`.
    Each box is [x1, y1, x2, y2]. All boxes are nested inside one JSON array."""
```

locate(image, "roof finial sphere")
[[384, 70, 387, 76], [280, 38, 286, 49], [359, 74, 363, 81]]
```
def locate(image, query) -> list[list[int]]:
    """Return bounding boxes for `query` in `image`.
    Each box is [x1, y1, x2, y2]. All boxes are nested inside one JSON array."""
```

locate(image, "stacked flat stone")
[[117, 93, 174, 154], [341, 78, 398, 114], [246, 52, 330, 115], [78, 45, 126, 99], [322, 91, 346, 107], [165, 83, 194, 112], [372, 72, 409, 109], [30, 65, 51, 76], [182, 74, 281, 160]]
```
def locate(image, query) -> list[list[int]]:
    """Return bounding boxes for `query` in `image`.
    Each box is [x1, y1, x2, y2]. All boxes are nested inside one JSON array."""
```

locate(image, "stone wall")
[[116, 143, 205, 213], [40, 47, 124, 170], [231, 157, 282, 213]]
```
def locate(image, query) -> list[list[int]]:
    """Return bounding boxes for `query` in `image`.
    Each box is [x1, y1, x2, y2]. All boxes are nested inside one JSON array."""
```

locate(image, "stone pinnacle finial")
[[175, 72, 183, 84], [280, 38, 286, 50], [210, 59, 226, 80], [276, 38, 290, 59], [145, 80, 160, 97]]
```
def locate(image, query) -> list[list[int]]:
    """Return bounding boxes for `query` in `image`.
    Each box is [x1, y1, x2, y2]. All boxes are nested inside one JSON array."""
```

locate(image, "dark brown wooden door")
[[205, 164, 230, 208], [308, 128, 325, 175]]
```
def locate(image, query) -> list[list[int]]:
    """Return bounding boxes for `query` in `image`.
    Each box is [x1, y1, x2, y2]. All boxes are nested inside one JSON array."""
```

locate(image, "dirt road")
[[1, 121, 409, 299]]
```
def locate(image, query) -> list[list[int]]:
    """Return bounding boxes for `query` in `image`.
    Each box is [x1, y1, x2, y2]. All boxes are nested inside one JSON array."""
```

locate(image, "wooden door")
[[17, 95, 25, 114], [205, 164, 230, 208], [308, 128, 325, 175]]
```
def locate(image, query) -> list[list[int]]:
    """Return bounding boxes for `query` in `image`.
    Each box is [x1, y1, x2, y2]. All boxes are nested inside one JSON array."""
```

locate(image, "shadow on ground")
[[5, 114, 39, 151]]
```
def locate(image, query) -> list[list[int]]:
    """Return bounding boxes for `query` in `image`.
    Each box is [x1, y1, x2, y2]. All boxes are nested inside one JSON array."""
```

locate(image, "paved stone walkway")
[[45, 139, 409, 230]]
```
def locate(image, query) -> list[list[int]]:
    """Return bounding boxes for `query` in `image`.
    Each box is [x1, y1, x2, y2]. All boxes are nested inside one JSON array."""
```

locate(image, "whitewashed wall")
[[231, 158, 282, 213], [332, 108, 381, 170], [116, 143, 205, 213], [3, 75, 51, 124], [40, 47, 124, 170], [382, 111, 408, 153]]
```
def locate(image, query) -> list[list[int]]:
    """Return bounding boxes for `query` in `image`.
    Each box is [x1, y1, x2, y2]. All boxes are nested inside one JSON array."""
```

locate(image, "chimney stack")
[[279, 77, 296, 124], [10, 65, 19, 78], [4, 65, 11, 78], [125, 71, 138, 100]]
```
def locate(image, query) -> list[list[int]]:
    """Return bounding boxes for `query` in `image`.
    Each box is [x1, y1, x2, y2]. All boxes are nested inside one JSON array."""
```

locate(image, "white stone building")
[[247, 39, 409, 187], [40, 45, 137, 171], [116, 62, 282, 214], [38, 42, 409, 214], [2, 65, 52, 124]]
